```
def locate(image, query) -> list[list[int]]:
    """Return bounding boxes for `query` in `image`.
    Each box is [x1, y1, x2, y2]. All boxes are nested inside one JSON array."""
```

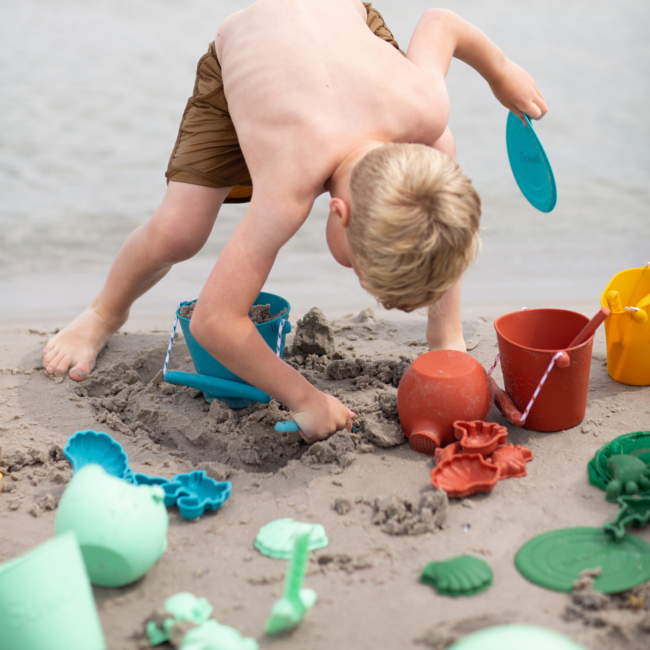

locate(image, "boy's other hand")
[[291, 392, 356, 443], [489, 58, 548, 123]]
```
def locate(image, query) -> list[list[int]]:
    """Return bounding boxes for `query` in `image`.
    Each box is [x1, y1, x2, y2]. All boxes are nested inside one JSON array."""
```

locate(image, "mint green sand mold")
[[0, 532, 106, 650], [420, 555, 493, 597], [266, 532, 317, 635], [255, 518, 328, 559], [448, 624, 587, 650], [181, 620, 259, 650], [603, 495, 650, 541], [55, 464, 168, 587], [147, 593, 213, 645]]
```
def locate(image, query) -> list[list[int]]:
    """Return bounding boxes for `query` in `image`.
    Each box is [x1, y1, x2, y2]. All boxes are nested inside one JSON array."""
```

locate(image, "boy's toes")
[[69, 362, 91, 382], [54, 356, 72, 377]]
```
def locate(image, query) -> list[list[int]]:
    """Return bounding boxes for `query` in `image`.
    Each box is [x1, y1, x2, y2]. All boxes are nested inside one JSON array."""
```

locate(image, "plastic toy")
[[588, 430, 650, 491], [515, 527, 650, 593], [164, 292, 291, 408], [488, 445, 534, 479], [491, 308, 596, 431], [55, 464, 168, 587], [0, 532, 106, 650], [266, 532, 317, 635], [146, 592, 214, 645], [397, 350, 493, 455], [605, 454, 650, 502], [601, 265, 650, 385], [275, 420, 358, 434], [567, 308, 610, 347], [506, 111, 557, 212], [453, 421, 508, 456], [430, 455, 500, 498], [64, 430, 129, 480], [420, 555, 493, 597], [181, 620, 259, 650], [603, 495, 650, 541], [173, 471, 232, 520], [255, 518, 328, 559], [447, 624, 588, 650]]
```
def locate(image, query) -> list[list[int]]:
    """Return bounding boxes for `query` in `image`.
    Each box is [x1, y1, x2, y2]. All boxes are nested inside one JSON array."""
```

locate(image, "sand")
[[1, 307, 650, 650]]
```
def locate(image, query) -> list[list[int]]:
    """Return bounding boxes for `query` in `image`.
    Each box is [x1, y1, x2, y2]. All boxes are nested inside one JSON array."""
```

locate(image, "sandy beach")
[[1, 306, 649, 650]]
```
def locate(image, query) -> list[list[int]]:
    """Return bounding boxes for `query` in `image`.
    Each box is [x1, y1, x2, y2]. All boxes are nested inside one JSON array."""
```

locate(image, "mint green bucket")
[[0, 532, 106, 650]]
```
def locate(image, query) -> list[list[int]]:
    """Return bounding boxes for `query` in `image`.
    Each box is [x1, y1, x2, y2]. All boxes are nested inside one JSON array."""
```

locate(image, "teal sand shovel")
[[265, 532, 317, 635]]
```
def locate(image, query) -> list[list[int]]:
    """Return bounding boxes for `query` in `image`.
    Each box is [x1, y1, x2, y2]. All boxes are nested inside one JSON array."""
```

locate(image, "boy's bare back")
[[215, 0, 448, 204]]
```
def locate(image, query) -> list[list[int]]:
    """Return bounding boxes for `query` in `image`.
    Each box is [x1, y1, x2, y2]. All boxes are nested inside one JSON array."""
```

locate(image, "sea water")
[[1, 0, 648, 326]]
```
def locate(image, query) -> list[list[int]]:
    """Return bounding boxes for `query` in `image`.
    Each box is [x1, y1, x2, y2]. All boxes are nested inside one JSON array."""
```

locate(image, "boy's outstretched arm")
[[190, 191, 354, 443], [407, 9, 548, 122]]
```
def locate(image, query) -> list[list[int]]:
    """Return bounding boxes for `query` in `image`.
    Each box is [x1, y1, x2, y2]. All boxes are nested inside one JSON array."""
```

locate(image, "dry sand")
[[1, 307, 650, 650]]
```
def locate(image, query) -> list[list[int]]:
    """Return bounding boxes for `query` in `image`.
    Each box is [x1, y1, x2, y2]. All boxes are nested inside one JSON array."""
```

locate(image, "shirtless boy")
[[42, 0, 547, 441]]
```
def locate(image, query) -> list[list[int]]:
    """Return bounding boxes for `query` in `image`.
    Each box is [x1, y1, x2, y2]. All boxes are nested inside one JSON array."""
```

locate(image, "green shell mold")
[[255, 518, 328, 559], [420, 555, 493, 597]]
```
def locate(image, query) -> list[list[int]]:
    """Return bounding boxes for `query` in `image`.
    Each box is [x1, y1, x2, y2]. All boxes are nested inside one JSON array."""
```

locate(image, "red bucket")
[[493, 309, 593, 432]]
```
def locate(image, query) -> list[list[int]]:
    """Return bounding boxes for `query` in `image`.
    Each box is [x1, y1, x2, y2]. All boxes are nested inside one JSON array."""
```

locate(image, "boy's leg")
[[42, 181, 232, 380]]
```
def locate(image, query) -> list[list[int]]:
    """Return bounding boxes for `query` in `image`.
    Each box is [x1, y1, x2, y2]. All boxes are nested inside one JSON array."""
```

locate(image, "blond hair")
[[347, 143, 481, 311]]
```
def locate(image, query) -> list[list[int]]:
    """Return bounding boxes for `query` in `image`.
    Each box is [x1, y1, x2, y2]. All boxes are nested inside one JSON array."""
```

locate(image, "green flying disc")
[[515, 527, 650, 593], [506, 111, 557, 212]]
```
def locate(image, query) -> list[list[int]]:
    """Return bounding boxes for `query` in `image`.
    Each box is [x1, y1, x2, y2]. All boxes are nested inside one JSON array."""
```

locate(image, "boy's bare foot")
[[42, 307, 127, 381]]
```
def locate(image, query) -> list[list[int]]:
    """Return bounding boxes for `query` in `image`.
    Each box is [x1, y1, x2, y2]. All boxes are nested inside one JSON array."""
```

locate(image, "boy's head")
[[328, 143, 481, 312]]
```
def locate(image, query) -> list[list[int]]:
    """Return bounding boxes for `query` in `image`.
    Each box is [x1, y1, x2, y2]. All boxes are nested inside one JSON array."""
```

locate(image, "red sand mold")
[[430, 454, 500, 498]]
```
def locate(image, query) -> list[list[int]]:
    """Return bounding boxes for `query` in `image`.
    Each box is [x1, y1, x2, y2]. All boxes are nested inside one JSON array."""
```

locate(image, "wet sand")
[[1, 307, 649, 649]]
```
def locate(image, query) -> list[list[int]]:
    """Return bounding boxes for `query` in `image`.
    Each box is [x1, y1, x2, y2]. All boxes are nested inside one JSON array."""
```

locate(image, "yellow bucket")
[[600, 264, 650, 385]]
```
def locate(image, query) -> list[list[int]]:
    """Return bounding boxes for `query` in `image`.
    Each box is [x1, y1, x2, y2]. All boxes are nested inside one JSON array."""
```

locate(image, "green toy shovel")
[[265, 532, 317, 635]]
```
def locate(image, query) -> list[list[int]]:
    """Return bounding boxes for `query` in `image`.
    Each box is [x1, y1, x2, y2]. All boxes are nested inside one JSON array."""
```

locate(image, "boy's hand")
[[489, 58, 548, 123], [291, 391, 356, 443]]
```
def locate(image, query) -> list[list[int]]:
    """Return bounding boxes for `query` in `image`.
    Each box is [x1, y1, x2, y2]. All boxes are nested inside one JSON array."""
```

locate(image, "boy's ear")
[[329, 197, 350, 227]]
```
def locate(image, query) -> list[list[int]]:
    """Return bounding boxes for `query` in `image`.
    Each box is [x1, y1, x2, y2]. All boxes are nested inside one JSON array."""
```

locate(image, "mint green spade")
[[265, 533, 317, 635]]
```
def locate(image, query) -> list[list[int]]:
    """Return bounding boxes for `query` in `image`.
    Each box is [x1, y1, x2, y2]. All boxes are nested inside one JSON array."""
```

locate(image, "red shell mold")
[[430, 454, 501, 498], [488, 444, 533, 479], [453, 420, 508, 457], [433, 441, 463, 465]]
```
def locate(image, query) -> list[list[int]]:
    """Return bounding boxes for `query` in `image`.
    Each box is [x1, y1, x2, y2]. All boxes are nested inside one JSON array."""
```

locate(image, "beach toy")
[[397, 350, 494, 455], [600, 265, 650, 385], [64, 429, 129, 480], [255, 518, 328, 559], [587, 430, 650, 491], [181, 620, 259, 650], [55, 464, 168, 587], [274, 419, 358, 434], [488, 444, 533, 479], [453, 421, 508, 456], [447, 624, 587, 650], [491, 308, 596, 431], [430, 454, 500, 497], [173, 471, 232, 520], [420, 555, 493, 597], [515, 527, 650, 593], [265, 532, 317, 635], [506, 111, 557, 212], [566, 307, 610, 347], [604, 454, 650, 502], [0, 532, 106, 650], [164, 292, 291, 408], [146, 592, 213, 645], [603, 495, 650, 541]]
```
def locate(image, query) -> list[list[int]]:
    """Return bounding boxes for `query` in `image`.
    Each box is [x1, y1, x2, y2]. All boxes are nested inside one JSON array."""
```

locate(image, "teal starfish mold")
[[603, 495, 650, 541]]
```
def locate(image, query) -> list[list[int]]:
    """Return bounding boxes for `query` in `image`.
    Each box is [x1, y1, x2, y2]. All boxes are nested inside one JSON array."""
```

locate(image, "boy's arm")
[[407, 9, 548, 122], [190, 192, 354, 442]]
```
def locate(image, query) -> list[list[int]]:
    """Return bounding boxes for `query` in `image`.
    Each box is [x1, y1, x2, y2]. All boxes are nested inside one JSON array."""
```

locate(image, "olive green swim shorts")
[[165, 3, 402, 204]]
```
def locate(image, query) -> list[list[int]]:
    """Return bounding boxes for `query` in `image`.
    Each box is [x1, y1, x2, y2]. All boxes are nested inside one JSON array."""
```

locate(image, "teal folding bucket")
[[164, 291, 291, 408]]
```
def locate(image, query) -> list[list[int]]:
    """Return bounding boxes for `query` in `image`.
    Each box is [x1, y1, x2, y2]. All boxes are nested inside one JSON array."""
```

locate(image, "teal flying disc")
[[506, 111, 557, 212]]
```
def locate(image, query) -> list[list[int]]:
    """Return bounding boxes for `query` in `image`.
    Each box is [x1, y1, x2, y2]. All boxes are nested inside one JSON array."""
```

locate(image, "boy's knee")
[[147, 212, 208, 263]]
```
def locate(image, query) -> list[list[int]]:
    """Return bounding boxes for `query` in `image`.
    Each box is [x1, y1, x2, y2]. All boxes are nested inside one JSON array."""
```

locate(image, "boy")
[[42, 0, 547, 441]]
